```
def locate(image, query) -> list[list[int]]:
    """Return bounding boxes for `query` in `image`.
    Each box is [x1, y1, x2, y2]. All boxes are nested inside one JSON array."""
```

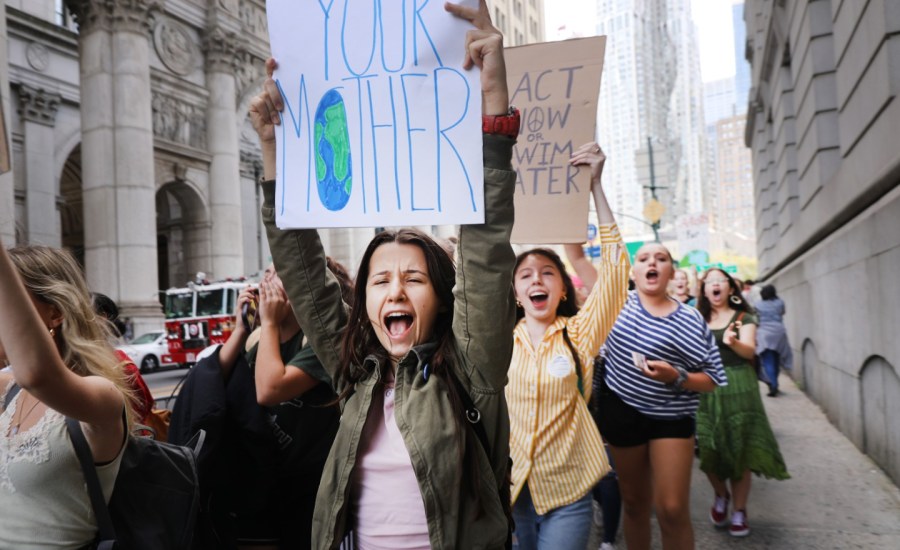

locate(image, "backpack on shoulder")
[[5, 384, 205, 550]]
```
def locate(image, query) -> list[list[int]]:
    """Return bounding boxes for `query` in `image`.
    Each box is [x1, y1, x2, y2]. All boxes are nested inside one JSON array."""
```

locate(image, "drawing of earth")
[[314, 90, 353, 211]]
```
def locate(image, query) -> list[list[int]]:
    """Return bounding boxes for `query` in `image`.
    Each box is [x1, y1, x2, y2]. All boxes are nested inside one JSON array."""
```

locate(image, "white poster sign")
[[266, 0, 484, 229], [675, 213, 710, 259]]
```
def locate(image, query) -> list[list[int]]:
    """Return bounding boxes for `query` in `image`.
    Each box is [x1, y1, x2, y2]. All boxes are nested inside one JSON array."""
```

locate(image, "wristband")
[[667, 365, 689, 391], [482, 106, 520, 138]]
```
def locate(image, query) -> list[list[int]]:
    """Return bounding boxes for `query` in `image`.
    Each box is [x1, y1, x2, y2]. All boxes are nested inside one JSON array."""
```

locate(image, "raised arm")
[[563, 143, 609, 290], [218, 285, 257, 380], [445, 1, 517, 391], [0, 246, 124, 462], [565, 144, 630, 361], [250, 58, 348, 384], [253, 277, 321, 406]]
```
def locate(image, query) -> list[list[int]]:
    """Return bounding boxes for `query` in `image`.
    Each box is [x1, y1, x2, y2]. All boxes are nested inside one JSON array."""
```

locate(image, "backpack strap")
[[65, 417, 117, 550], [3, 382, 21, 410], [561, 327, 584, 396], [6, 384, 118, 549]]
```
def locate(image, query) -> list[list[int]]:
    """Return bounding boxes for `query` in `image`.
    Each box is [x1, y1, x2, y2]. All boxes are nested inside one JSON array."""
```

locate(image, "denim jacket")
[[261, 134, 517, 549]]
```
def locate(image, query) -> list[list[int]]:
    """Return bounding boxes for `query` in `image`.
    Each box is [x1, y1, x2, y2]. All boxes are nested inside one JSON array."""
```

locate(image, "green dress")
[[695, 311, 790, 481]]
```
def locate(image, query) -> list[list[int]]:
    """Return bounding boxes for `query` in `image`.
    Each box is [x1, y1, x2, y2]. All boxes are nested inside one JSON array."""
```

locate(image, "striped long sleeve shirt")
[[506, 224, 630, 514]]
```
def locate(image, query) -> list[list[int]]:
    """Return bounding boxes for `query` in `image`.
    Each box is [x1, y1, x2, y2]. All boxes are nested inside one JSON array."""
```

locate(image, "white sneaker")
[[599, 543, 616, 550], [729, 509, 750, 537]]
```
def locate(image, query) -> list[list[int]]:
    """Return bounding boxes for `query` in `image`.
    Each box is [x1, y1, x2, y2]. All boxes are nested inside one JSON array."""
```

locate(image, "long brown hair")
[[513, 248, 580, 322], [8, 246, 138, 426], [338, 228, 487, 514], [696, 268, 753, 322]]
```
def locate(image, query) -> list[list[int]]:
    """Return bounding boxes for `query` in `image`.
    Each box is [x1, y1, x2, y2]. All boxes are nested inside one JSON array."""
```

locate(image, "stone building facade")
[[744, 0, 900, 484], [489, 0, 544, 46], [0, 0, 379, 336], [714, 113, 754, 241]]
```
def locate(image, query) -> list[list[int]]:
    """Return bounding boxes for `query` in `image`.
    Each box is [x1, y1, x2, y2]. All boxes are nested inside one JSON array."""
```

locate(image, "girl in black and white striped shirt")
[[594, 242, 726, 550]]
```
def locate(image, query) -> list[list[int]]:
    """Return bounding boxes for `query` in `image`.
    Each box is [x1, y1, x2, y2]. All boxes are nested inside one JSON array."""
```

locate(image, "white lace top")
[[0, 381, 124, 549]]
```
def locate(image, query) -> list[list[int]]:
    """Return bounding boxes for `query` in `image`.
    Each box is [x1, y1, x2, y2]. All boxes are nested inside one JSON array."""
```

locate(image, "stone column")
[[66, 0, 163, 336], [17, 84, 62, 247], [203, 29, 244, 279], [0, 7, 15, 245]]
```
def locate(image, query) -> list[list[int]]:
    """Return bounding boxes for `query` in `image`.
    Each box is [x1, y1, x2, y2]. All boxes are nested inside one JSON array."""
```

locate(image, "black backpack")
[[5, 384, 204, 550]]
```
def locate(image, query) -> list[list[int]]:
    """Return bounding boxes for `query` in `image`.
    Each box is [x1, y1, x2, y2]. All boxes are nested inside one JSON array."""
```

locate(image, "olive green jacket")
[[261, 134, 517, 549]]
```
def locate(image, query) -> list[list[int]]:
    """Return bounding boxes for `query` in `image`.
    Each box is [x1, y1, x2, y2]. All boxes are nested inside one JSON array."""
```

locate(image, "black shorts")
[[596, 381, 695, 447]]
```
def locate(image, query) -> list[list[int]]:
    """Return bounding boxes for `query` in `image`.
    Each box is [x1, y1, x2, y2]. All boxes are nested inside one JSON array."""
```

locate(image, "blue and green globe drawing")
[[314, 89, 353, 211]]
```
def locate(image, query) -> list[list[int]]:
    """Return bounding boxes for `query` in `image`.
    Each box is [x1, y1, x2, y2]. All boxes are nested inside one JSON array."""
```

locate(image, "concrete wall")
[[745, 0, 900, 485]]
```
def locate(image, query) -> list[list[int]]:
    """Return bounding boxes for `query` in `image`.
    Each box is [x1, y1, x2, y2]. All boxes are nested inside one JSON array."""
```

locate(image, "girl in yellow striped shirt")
[[507, 143, 630, 550]]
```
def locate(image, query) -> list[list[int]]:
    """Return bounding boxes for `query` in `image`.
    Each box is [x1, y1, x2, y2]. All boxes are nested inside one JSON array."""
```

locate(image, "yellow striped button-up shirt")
[[506, 223, 630, 514]]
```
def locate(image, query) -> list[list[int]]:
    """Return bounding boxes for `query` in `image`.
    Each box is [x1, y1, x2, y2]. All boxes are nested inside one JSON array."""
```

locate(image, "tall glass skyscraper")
[[593, 0, 707, 239]]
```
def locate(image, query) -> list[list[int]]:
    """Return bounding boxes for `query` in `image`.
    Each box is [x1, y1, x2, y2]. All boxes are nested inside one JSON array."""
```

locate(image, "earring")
[[730, 294, 741, 305], [49, 327, 55, 336], [561, 295, 568, 302], [516, 300, 522, 308]]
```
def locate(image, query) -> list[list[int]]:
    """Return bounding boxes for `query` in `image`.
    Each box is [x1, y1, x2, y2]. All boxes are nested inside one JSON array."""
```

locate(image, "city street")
[[146, 367, 191, 411], [589, 374, 900, 549], [2, 0, 899, 547], [148, 365, 900, 549]]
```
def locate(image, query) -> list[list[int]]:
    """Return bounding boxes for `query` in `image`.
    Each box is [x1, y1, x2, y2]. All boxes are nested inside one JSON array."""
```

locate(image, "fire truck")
[[160, 279, 257, 367]]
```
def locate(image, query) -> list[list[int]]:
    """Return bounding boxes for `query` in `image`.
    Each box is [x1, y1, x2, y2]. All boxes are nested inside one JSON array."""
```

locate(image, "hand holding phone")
[[632, 351, 649, 371], [241, 289, 259, 333]]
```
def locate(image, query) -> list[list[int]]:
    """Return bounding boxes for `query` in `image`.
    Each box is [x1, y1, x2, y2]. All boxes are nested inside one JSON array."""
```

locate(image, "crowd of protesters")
[[0, 2, 794, 549]]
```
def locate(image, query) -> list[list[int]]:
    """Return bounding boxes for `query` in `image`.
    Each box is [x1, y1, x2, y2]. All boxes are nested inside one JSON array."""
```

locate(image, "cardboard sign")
[[507, 37, 606, 243], [267, 0, 483, 229], [675, 213, 710, 259]]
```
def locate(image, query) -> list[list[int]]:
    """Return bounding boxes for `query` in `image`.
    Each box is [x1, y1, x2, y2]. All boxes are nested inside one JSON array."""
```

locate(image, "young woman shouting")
[[506, 143, 630, 550], [249, 2, 518, 547], [595, 243, 727, 550]]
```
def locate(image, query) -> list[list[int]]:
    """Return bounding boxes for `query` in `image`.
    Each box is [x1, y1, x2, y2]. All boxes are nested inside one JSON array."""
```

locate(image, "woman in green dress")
[[695, 268, 789, 538]]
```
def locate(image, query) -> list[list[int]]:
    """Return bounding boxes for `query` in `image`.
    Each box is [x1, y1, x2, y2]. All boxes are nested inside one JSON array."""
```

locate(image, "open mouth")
[[529, 291, 549, 308], [384, 312, 413, 339], [712, 288, 722, 299], [646, 269, 659, 284]]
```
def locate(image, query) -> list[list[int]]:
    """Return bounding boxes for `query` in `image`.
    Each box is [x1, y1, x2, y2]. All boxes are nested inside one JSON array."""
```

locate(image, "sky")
[[543, 0, 739, 83], [691, 0, 737, 81]]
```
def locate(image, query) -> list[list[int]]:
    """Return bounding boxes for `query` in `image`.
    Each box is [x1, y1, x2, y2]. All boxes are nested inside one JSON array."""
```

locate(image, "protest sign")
[[507, 37, 606, 243], [674, 213, 710, 259], [266, 0, 483, 229]]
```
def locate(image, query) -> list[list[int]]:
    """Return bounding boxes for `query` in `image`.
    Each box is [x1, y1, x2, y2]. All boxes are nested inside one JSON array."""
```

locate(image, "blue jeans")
[[513, 483, 592, 550], [760, 349, 780, 391]]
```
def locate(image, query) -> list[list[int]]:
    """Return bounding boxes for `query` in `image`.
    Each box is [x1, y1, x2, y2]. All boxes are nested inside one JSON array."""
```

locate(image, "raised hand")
[[233, 286, 259, 335], [248, 58, 283, 146], [569, 142, 607, 187], [258, 278, 291, 327], [248, 57, 284, 179], [723, 322, 737, 346], [445, 0, 509, 115]]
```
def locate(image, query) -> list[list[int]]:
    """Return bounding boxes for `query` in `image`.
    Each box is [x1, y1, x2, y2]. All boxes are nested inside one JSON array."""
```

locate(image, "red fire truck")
[[160, 279, 256, 367]]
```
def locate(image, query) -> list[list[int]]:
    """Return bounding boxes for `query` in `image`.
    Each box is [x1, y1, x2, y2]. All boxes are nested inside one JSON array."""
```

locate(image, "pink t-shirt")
[[351, 380, 430, 549]]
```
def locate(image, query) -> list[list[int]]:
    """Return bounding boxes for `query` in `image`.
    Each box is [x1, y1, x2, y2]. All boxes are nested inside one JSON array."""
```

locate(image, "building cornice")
[[65, 0, 160, 35], [16, 84, 62, 127]]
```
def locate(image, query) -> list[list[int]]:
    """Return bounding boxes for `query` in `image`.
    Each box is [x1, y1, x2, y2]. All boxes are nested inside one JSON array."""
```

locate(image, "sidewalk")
[[588, 374, 900, 549]]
